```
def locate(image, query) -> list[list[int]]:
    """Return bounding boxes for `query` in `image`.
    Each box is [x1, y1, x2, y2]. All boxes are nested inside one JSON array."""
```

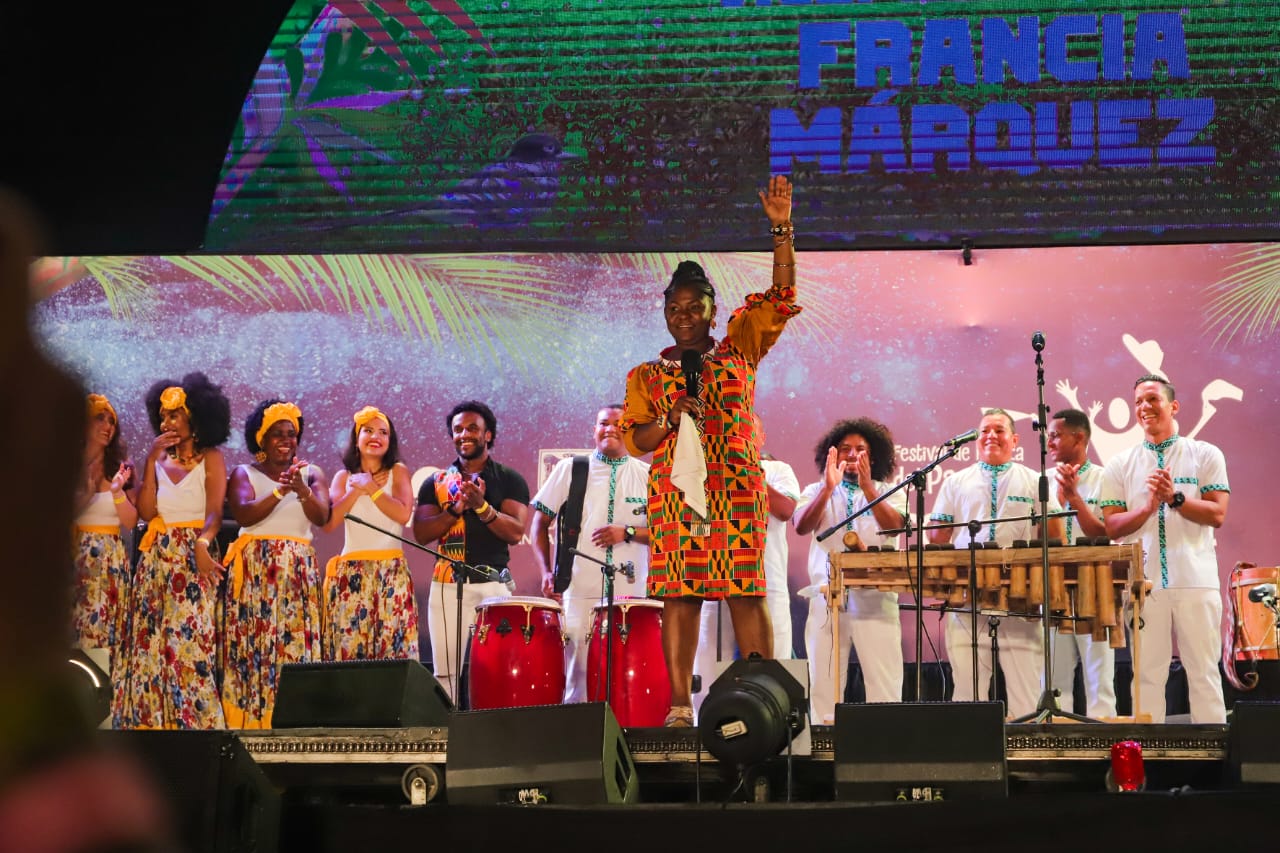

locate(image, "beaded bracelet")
[[769, 221, 794, 237]]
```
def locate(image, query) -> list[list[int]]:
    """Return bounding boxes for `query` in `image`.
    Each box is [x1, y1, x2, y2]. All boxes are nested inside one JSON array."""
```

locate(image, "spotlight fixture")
[[697, 654, 807, 767]]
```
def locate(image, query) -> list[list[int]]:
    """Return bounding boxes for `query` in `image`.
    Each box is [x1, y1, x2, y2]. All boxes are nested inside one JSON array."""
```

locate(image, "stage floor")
[[240, 720, 1232, 805]]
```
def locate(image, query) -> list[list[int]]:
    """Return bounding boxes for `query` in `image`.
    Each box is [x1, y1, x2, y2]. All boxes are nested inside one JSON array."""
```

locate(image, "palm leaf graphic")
[[1204, 244, 1280, 345], [138, 254, 581, 379], [77, 257, 154, 320]]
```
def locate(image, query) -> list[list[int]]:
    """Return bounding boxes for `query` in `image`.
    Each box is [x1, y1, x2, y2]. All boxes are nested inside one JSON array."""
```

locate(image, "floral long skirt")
[[221, 536, 322, 729], [114, 526, 224, 729], [323, 550, 420, 661]]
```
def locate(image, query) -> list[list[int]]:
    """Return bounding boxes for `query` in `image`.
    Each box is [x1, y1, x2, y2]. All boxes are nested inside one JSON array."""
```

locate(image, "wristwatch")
[[624, 525, 637, 543], [1170, 491, 1186, 509]]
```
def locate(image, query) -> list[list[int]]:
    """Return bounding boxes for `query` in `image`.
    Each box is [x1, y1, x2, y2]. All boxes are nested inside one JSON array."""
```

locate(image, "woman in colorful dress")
[[620, 175, 800, 726], [221, 399, 330, 728], [115, 372, 231, 729], [72, 394, 137, 689], [322, 406, 419, 660]]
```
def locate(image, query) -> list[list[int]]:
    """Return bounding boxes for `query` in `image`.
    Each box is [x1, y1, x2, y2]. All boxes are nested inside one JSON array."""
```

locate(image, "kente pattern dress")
[[114, 460, 225, 729], [621, 281, 801, 599], [220, 464, 323, 729]]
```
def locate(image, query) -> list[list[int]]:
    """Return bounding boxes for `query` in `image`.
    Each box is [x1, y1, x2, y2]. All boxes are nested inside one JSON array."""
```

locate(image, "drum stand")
[[567, 546, 635, 718], [345, 512, 507, 709]]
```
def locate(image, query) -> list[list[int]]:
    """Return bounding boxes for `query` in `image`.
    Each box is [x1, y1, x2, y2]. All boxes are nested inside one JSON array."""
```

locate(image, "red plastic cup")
[[1109, 740, 1146, 792]]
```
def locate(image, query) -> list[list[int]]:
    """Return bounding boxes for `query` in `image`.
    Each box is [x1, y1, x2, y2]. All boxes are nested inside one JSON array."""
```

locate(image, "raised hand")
[[759, 174, 793, 225], [823, 446, 847, 490]]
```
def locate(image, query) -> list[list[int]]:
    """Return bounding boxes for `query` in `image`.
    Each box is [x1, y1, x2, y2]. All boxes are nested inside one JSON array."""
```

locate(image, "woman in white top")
[[72, 394, 137, 689], [322, 406, 418, 660], [222, 399, 330, 728], [115, 372, 230, 729]]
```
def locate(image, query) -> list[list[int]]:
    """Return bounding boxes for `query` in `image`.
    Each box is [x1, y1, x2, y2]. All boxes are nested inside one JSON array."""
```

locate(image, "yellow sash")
[[74, 524, 121, 536], [222, 702, 274, 731], [224, 534, 312, 600], [323, 549, 405, 581], [138, 516, 203, 553]]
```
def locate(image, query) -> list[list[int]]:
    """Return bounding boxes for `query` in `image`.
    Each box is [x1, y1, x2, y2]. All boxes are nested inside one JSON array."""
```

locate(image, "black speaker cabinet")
[[447, 702, 638, 805], [1228, 701, 1280, 786], [834, 701, 1007, 802], [273, 659, 453, 728], [102, 730, 279, 853]]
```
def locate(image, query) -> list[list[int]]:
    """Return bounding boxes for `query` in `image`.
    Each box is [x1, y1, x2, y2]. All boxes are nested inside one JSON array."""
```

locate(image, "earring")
[[254, 451, 267, 463]]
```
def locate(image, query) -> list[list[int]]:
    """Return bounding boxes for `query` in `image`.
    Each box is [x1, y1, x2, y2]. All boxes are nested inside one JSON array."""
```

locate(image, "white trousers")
[[804, 591, 904, 723], [945, 613, 1044, 719], [1049, 627, 1117, 717], [1135, 587, 1226, 724], [427, 579, 511, 702], [561, 592, 598, 704]]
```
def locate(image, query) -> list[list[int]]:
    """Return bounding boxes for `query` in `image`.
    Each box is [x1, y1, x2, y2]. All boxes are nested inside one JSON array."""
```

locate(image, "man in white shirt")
[[1100, 376, 1229, 724], [693, 417, 799, 713], [793, 418, 907, 723], [530, 404, 651, 702], [928, 409, 1064, 719], [1047, 407, 1116, 718]]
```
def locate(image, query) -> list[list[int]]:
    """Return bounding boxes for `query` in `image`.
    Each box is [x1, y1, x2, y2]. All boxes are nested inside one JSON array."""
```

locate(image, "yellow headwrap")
[[353, 406, 389, 431], [255, 401, 303, 449], [86, 393, 117, 424], [159, 386, 189, 416]]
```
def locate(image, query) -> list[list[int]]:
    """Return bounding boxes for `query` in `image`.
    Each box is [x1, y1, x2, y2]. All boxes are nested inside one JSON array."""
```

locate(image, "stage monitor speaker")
[[102, 730, 279, 853], [833, 701, 1007, 802], [447, 702, 638, 805], [273, 659, 453, 728], [1228, 701, 1280, 786]]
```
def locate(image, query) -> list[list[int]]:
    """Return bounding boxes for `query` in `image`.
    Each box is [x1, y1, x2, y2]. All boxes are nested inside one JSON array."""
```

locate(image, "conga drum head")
[[469, 596, 567, 709]]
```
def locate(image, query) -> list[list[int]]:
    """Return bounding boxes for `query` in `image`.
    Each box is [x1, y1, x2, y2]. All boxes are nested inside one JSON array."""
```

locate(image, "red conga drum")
[[1230, 566, 1280, 661], [587, 597, 670, 727], [468, 596, 567, 709]]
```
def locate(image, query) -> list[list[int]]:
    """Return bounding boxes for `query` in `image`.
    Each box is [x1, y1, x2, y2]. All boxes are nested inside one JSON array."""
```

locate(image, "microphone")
[[943, 428, 979, 449], [681, 349, 701, 400], [493, 567, 517, 594], [1249, 584, 1278, 607], [619, 561, 636, 583], [1031, 330, 1046, 352]]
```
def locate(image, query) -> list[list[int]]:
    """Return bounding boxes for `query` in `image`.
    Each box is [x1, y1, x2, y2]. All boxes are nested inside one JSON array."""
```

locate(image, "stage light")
[[68, 648, 111, 727], [697, 654, 807, 767]]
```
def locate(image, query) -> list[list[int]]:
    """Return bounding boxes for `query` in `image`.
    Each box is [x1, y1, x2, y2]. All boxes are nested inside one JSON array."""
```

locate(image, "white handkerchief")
[[670, 414, 707, 519]]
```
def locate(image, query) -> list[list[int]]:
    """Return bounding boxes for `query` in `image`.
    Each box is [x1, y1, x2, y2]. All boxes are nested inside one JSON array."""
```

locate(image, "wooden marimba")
[[819, 542, 1146, 717]]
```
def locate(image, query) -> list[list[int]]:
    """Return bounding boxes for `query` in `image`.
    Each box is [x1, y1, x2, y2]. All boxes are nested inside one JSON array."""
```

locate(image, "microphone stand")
[[820, 443, 964, 701], [1011, 331, 1098, 725], [568, 547, 633, 717], [346, 513, 505, 710]]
